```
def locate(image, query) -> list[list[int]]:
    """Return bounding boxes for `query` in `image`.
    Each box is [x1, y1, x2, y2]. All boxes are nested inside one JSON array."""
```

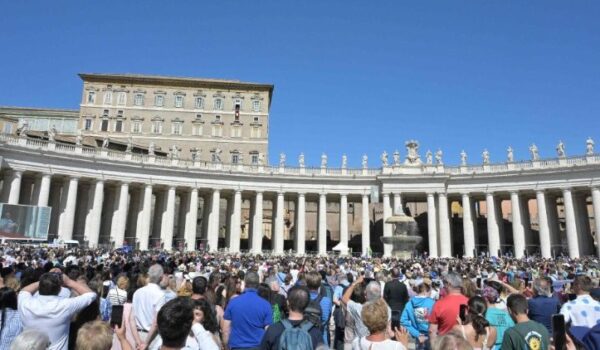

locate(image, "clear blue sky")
[[1, 1, 599, 167]]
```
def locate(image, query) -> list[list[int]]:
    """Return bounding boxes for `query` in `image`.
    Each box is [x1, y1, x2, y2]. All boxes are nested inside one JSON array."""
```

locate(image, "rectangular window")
[[103, 92, 112, 105], [195, 97, 203, 109], [252, 100, 260, 112], [101, 119, 109, 132], [231, 126, 241, 138], [193, 125, 203, 136], [214, 98, 223, 110], [152, 121, 162, 134], [115, 120, 123, 132], [3, 124, 13, 134], [212, 125, 222, 137], [251, 154, 259, 164], [175, 95, 184, 108], [132, 121, 142, 134], [103, 109, 109, 117], [117, 92, 126, 105], [232, 154, 239, 164], [234, 98, 242, 110], [172, 122, 182, 135], [251, 126, 262, 138], [155, 95, 164, 107], [84, 119, 93, 131], [87, 92, 96, 104], [134, 94, 144, 106]]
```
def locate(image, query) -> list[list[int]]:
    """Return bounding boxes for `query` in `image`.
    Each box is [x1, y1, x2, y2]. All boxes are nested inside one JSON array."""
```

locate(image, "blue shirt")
[[224, 288, 273, 348], [528, 295, 561, 333], [310, 291, 332, 344]]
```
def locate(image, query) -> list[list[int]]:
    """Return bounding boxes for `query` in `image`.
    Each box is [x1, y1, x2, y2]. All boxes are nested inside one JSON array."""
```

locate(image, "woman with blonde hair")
[[107, 275, 129, 305], [352, 298, 409, 350]]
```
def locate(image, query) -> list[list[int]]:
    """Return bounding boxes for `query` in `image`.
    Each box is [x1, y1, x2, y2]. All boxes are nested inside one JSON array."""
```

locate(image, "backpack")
[[304, 290, 325, 331], [333, 285, 350, 329], [278, 319, 314, 350]]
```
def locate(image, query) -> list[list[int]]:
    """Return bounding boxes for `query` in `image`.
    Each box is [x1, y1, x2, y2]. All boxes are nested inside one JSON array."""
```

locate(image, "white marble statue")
[[258, 152, 265, 166], [404, 140, 422, 165], [587, 137, 595, 155], [299, 153, 305, 167], [425, 150, 433, 165], [148, 142, 155, 156], [75, 130, 83, 147], [171, 145, 180, 159], [362, 154, 368, 169], [482, 149, 490, 165], [556, 140, 566, 158], [507, 146, 514, 163], [48, 126, 57, 142], [213, 148, 222, 163], [529, 143, 539, 161], [19, 121, 30, 136], [191, 148, 199, 161], [102, 136, 109, 149], [460, 150, 467, 166], [434, 149, 443, 165], [381, 151, 389, 167], [321, 153, 328, 168], [392, 150, 400, 166], [279, 153, 286, 167], [342, 154, 348, 169], [126, 135, 133, 152]]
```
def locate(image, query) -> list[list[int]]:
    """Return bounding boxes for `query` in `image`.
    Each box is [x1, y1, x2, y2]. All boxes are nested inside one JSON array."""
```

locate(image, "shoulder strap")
[[281, 319, 292, 330], [300, 320, 314, 332], [460, 325, 466, 339]]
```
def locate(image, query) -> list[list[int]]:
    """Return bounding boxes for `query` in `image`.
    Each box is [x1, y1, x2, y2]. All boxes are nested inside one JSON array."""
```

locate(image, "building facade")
[[0, 106, 79, 134], [78, 73, 273, 164]]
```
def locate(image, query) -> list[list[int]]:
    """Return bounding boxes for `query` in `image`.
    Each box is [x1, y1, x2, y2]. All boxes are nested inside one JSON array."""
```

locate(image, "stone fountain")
[[381, 211, 422, 259]]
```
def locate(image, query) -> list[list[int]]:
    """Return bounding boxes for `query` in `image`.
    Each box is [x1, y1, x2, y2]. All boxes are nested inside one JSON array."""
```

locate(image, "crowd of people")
[[0, 244, 599, 350]]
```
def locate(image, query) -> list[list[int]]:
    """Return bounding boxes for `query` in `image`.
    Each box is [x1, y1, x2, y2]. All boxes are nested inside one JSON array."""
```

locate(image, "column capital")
[[382, 192, 390, 198], [277, 191, 285, 196], [37, 172, 52, 179], [362, 193, 369, 199], [144, 183, 152, 189], [591, 186, 600, 192], [297, 192, 306, 198], [535, 189, 546, 195], [319, 192, 327, 197], [460, 192, 471, 197], [11, 169, 23, 176], [485, 191, 495, 196], [339, 193, 348, 198], [509, 190, 520, 196], [562, 187, 573, 193], [213, 188, 220, 194], [233, 189, 242, 195], [426, 191, 436, 197], [190, 187, 199, 193]]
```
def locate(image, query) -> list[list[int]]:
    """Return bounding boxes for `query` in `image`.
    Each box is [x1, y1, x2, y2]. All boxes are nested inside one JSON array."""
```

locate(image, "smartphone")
[[459, 304, 468, 324], [552, 314, 566, 350], [476, 277, 482, 288], [111, 305, 124, 327]]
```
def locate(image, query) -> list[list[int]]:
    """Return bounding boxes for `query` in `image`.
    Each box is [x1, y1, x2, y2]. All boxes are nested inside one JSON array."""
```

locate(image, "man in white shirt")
[[560, 275, 600, 328], [18, 269, 96, 350], [133, 264, 166, 345]]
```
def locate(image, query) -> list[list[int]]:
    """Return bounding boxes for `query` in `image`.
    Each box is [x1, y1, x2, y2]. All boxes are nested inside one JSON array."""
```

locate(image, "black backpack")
[[333, 285, 350, 329], [304, 290, 325, 331]]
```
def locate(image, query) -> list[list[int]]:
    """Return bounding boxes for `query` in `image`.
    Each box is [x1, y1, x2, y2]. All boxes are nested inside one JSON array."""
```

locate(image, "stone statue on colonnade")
[[258, 153, 266, 166], [587, 137, 595, 155], [425, 150, 433, 165], [102, 136, 109, 149], [529, 144, 539, 161], [393, 150, 400, 166], [381, 151, 389, 167], [557, 140, 566, 158], [75, 130, 83, 147], [361, 154, 368, 169], [460, 150, 467, 166], [279, 153, 286, 167], [507, 146, 514, 163], [434, 149, 443, 165], [126, 135, 133, 152], [321, 153, 328, 168], [404, 140, 422, 165], [148, 142, 155, 156], [48, 126, 57, 142], [299, 153, 305, 167], [342, 154, 348, 168], [482, 149, 490, 164]]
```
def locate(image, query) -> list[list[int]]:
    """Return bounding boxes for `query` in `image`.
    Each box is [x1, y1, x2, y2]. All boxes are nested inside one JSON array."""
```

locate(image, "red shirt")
[[429, 293, 469, 335]]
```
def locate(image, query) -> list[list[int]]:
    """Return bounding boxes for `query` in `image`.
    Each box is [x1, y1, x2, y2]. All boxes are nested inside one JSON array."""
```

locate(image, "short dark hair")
[[287, 286, 310, 313], [157, 297, 193, 348], [305, 271, 322, 290], [573, 276, 593, 293], [244, 271, 260, 289], [38, 272, 62, 296], [192, 276, 207, 295], [506, 293, 528, 315]]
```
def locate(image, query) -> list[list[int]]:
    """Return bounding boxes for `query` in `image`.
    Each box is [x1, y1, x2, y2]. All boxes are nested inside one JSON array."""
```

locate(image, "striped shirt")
[[0, 308, 22, 350], [107, 287, 128, 305]]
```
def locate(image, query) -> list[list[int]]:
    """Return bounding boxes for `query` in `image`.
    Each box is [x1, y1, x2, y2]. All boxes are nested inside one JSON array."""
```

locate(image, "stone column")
[[37, 173, 52, 207], [85, 180, 104, 248], [318, 193, 327, 255], [296, 193, 306, 255], [462, 193, 475, 258], [208, 189, 220, 252], [113, 182, 129, 248], [160, 186, 176, 250], [228, 190, 242, 253], [7, 170, 22, 204], [184, 188, 198, 251], [361, 194, 370, 256], [137, 185, 153, 251], [438, 192, 451, 257], [486, 192, 500, 257], [509, 191, 526, 258], [562, 188, 580, 258], [382, 193, 392, 257], [273, 192, 285, 255], [535, 190, 552, 258], [58, 177, 79, 241], [520, 196, 533, 247], [592, 187, 600, 257], [251, 191, 264, 254], [393, 193, 403, 215], [546, 195, 560, 250], [427, 193, 438, 258], [339, 194, 349, 255]]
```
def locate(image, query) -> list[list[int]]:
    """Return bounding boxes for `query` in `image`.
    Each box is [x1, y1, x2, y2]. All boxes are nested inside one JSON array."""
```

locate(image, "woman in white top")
[[452, 295, 496, 350], [107, 275, 129, 306], [352, 299, 409, 350]]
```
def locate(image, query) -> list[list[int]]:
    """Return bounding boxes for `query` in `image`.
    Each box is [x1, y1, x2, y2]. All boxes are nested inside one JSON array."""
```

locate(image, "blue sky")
[[1, 1, 599, 167]]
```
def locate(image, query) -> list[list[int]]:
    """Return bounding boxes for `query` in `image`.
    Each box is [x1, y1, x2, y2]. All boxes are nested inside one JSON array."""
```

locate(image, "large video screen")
[[0, 203, 51, 240]]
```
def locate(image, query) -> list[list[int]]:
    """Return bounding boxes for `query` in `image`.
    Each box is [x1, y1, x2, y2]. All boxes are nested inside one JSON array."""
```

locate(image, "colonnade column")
[[361, 194, 370, 256], [382, 193, 392, 257], [7, 170, 22, 204], [228, 190, 242, 253], [184, 188, 198, 251], [160, 186, 176, 250], [592, 187, 600, 258], [438, 192, 451, 257], [426, 193, 438, 258], [535, 190, 552, 258], [207, 189, 220, 252], [137, 184, 153, 251], [393, 193, 402, 215], [562, 188, 580, 258], [57, 177, 79, 241], [273, 192, 285, 255], [339, 194, 349, 255], [461, 193, 475, 258], [113, 182, 129, 248], [251, 191, 264, 254], [318, 193, 327, 255], [37, 173, 52, 207], [296, 193, 306, 255], [485, 192, 500, 257], [510, 191, 526, 258], [85, 180, 104, 248]]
